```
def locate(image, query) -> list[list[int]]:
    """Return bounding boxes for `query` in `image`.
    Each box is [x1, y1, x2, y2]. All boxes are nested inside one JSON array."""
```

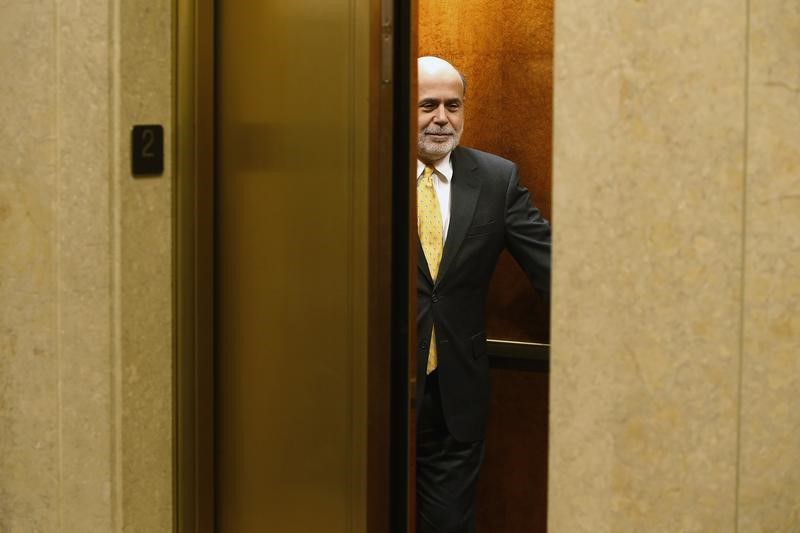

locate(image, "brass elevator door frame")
[[175, 0, 215, 530]]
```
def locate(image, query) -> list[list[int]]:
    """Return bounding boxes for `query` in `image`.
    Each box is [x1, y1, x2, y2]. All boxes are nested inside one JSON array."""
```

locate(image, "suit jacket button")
[[432, 296, 439, 303]]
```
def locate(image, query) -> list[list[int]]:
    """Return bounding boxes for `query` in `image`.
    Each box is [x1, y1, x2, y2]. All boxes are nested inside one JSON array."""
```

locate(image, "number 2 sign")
[[132, 125, 164, 176]]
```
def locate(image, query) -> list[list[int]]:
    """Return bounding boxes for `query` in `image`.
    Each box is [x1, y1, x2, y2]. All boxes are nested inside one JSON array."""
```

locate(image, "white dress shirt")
[[417, 153, 453, 241]]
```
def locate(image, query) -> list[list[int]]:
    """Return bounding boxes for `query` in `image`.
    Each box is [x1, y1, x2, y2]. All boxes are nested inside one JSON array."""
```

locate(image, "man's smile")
[[425, 131, 454, 141]]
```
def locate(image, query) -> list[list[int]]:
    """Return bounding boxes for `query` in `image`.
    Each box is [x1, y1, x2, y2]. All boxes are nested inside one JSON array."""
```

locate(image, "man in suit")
[[415, 56, 551, 532]]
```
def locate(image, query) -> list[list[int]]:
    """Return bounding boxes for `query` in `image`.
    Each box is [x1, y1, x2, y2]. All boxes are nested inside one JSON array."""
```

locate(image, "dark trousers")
[[416, 372, 485, 533]]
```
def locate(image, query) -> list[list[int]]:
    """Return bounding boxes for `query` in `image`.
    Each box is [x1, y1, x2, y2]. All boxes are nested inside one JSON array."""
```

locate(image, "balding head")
[[417, 57, 466, 164], [418, 56, 467, 97]]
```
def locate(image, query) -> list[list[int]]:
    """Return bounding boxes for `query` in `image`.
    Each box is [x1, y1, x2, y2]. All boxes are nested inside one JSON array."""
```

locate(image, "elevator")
[[176, 0, 553, 531]]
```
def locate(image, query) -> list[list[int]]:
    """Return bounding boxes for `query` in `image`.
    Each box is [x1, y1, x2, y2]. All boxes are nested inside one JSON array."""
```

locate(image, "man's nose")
[[433, 105, 448, 124]]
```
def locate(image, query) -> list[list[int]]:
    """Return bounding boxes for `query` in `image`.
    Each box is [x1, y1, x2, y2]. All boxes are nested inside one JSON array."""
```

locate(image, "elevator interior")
[[418, 2, 554, 531]]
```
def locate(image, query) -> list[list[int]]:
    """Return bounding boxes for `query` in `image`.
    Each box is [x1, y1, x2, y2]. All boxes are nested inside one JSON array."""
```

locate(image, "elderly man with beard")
[[414, 56, 551, 533]]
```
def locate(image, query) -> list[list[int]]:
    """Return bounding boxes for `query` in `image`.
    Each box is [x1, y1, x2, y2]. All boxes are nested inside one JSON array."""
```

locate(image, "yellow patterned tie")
[[418, 165, 443, 374]]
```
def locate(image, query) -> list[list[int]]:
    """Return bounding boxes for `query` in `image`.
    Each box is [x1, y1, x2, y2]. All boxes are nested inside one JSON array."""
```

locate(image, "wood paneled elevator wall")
[[419, 0, 553, 343]]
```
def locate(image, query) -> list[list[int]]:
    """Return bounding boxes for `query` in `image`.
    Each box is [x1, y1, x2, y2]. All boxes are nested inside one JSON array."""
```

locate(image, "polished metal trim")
[[380, 0, 393, 83], [175, 0, 214, 529]]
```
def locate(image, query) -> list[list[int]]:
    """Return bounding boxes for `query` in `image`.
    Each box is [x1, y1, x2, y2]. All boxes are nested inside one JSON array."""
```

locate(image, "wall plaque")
[[132, 124, 164, 176]]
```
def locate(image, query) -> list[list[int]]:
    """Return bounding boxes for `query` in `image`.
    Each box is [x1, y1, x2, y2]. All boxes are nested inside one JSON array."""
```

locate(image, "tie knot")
[[422, 165, 435, 186]]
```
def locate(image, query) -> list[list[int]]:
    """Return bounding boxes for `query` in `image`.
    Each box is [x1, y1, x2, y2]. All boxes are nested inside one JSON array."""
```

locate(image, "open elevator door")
[[176, 0, 419, 531], [416, 0, 553, 531]]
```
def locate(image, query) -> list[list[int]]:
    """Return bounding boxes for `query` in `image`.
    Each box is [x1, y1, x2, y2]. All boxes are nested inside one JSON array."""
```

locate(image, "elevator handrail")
[[487, 339, 549, 372]]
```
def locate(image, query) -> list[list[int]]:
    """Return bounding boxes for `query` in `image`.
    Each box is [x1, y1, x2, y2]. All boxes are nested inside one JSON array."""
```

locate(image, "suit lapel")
[[436, 147, 481, 286]]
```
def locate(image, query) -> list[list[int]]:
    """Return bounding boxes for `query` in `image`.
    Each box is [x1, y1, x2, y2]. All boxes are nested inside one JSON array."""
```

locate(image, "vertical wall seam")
[[109, 0, 124, 529], [733, 0, 752, 531], [54, 0, 63, 530]]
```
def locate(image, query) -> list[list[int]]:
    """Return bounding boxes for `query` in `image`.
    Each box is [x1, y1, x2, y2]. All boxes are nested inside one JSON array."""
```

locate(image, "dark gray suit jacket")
[[417, 145, 551, 442]]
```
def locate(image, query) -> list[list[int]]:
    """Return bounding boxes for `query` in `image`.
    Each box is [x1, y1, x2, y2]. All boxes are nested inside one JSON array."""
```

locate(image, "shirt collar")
[[417, 152, 453, 183]]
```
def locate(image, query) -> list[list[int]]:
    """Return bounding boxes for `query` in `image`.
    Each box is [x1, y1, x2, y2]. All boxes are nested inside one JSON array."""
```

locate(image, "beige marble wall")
[[738, 1, 800, 531], [0, 0, 173, 531], [551, 1, 800, 531], [1, 3, 61, 530], [550, 1, 747, 531], [117, 0, 174, 528], [57, 1, 115, 530]]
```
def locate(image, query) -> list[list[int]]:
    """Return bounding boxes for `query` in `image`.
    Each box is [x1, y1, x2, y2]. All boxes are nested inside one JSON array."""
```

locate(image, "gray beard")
[[418, 130, 461, 159]]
